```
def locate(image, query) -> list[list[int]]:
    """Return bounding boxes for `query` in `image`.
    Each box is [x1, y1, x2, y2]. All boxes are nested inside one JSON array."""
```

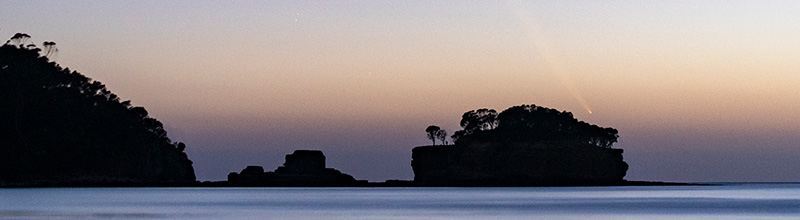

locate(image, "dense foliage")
[[0, 34, 195, 185], [452, 105, 619, 148]]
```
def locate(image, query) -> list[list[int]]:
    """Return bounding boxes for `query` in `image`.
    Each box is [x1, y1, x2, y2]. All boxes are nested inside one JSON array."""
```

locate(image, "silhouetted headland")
[[226, 150, 367, 187], [0, 34, 195, 187]]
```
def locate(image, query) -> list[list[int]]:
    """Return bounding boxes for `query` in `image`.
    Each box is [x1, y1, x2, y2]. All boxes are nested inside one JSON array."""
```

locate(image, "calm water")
[[1, 184, 799, 219]]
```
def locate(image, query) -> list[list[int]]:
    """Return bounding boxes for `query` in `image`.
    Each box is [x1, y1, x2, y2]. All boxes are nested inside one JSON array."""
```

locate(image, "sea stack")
[[227, 150, 366, 186]]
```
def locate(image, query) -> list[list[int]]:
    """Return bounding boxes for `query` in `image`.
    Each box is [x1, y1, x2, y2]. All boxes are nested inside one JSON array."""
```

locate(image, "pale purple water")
[[1, 183, 799, 219]]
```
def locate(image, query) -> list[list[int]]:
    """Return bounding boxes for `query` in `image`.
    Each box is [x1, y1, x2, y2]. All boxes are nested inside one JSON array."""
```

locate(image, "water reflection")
[[1, 184, 799, 219]]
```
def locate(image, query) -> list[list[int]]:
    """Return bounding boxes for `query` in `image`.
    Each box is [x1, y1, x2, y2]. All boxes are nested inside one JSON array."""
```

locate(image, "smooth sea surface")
[[1, 183, 799, 219]]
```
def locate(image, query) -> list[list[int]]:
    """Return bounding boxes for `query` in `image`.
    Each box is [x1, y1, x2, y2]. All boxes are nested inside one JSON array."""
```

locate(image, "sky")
[[2, 1, 799, 182]]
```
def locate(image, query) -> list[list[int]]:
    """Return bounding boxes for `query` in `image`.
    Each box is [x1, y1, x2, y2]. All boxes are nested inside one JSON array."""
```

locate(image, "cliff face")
[[412, 141, 628, 186], [228, 150, 365, 187]]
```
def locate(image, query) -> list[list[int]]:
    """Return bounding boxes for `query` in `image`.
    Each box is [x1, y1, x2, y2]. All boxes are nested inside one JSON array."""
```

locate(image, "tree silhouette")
[[6, 33, 31, 47], [451, 104, 619, 148], [436, 129, 448, 145], [459, 108, 498, 134], [42, 41, 57, 58], [425, 125, 441, 145], [450, 130, 466, 143]]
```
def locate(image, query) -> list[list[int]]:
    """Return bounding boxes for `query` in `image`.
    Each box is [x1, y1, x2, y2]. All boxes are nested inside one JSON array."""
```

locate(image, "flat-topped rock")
[[228, 150, 366, 187], [276, 150, 326, 174]]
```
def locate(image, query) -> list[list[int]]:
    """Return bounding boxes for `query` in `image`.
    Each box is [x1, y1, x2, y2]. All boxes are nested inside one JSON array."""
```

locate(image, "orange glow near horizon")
[[3, 1, 800, 181]]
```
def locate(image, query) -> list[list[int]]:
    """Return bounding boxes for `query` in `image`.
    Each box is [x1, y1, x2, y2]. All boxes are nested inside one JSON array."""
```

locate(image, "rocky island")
[[412, 105, 629, 186]]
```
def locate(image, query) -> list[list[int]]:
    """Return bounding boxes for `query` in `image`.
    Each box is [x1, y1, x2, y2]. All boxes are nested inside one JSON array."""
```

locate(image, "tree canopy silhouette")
[[42, 41, 57, 58], [425, 125, 441, 145], [452, 104, 618, 148], [0, 34, 195, 186], [6, 33, 31, 47], [436, 129, 448, 145], [451, 108, 498, 141]]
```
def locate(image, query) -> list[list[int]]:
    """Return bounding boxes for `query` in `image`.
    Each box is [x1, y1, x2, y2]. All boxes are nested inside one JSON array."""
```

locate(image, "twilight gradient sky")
[[3, 1, 799, 182]]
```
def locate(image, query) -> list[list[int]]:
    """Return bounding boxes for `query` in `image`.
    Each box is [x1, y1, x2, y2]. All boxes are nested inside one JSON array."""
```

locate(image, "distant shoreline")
[[1, 180, 711, 188], [10, 181, 800, 188]]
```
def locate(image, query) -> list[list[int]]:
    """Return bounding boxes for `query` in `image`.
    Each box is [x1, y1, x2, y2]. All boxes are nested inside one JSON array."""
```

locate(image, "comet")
[[513, 3, 593, 115]]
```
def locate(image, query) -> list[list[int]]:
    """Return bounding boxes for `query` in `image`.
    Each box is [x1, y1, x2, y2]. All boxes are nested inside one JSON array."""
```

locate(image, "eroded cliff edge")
[[412, 141, 628, 186]]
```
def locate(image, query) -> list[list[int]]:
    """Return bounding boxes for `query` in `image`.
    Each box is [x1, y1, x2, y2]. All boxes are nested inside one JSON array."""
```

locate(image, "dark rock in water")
[[276, 150, 326, 174], [412, 140, 628, 186], [241, 166, 266, 175], [228, 150, 366, 187], [234, 166, 267, 185]]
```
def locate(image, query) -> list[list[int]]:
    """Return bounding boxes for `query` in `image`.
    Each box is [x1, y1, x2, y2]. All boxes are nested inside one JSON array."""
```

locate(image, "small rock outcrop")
[[228, 150, 365, 186]]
